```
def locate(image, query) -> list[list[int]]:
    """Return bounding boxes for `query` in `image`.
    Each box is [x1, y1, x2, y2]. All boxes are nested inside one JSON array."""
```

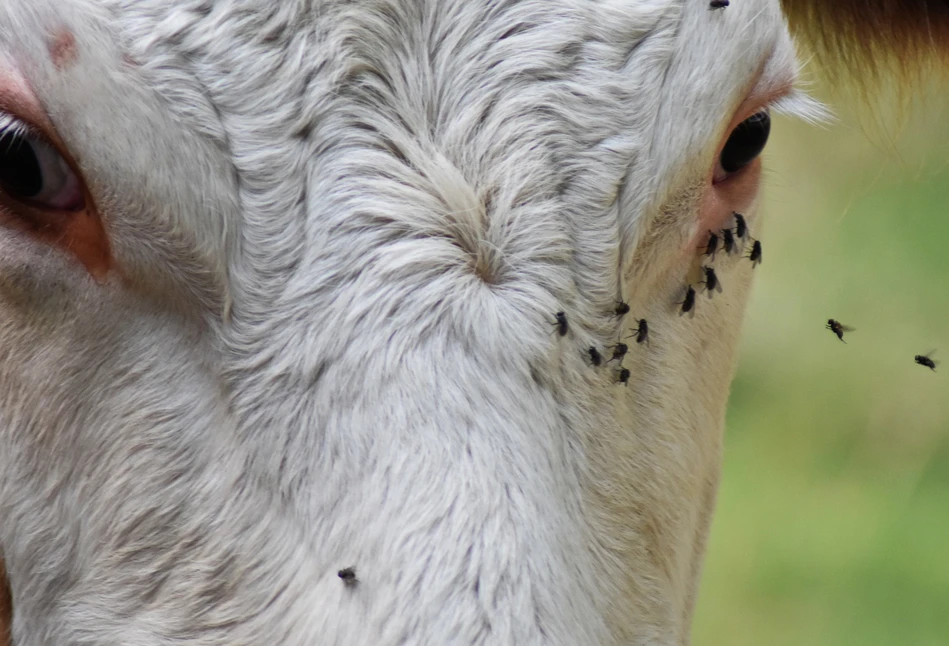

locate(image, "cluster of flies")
[[825, 319, 938, 372], [682, 211, 761, 316], [555, 0, 732, 383], [554, 212, 760, 386], [558, 306, 648, 387], [708, 0, 934, 368]]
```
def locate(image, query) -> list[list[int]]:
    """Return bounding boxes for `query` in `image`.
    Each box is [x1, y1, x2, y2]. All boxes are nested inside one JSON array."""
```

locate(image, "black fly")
[[721, 228, 736, 255], [679, 285, 696, 314], [747, 239, 762, 267], [609, 343, 629, 363], [338, 567, 358, 586], [709, 0, 729, 8], [614, 301, 631, 317], [631, 318, 649, 345], [617, 368, 631, 386], [588, 346, 603, 367], [701, 231, 720, 259], [733, 212, 748, 240], [915, 351, 938, 371], [700, 266, 722, 296], [553, 311, 568, 336], [826, 319, 855, 343]]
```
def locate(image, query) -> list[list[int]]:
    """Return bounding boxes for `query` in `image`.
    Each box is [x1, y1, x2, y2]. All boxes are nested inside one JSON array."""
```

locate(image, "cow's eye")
[[719, 110, 770, 175], [0, 122, 85, 211]]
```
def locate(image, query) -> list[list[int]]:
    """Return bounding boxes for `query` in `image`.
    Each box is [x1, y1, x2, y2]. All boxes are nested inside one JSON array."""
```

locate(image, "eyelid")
[[731, 83, 790, 134], [0, 58, 50, 127], [739, 47, 831, 127], [0, 58, 73, 161], [0, 111, 42, 142]]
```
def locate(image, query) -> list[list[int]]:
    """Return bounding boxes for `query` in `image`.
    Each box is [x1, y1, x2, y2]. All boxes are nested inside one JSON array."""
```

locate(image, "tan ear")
[[0, 558, 9, 646], [781, 0, 949, 82]]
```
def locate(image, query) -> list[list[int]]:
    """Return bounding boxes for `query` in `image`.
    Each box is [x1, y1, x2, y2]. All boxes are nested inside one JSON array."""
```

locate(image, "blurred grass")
[[693, 84, 949, 645]]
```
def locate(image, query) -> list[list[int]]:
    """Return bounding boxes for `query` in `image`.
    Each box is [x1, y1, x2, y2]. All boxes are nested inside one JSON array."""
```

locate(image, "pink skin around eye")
[[692, 84, 789, 254], [697, 153, 761, 243], [0, 54, 111, 280], [694, 119, 762, 250]]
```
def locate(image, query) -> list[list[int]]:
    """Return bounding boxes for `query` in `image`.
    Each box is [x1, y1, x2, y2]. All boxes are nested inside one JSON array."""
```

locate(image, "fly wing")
[[840, 325, 856, 332]]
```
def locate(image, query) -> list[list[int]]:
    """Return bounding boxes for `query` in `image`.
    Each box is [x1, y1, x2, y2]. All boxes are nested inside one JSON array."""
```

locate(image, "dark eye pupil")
[[0, 131, 43, 199], [720, 111, 771, 174]]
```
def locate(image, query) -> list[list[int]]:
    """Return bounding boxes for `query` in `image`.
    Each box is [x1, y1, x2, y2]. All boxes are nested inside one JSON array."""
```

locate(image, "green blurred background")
[[693, 83, 949, 645]]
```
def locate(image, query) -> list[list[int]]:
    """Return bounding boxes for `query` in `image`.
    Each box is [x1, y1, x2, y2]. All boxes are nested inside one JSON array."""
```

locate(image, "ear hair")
[[781, 0, 949, 84]]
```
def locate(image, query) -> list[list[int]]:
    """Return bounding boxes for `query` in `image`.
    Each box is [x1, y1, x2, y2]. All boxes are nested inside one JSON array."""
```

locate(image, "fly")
[[826, 319, 855, 343], [747, 239, 762, 267], [733, 212, 748, 240], [588, 346, 603, 367], [721, 228, 736, 255], [552, 311, 568, 336], [915, 351, 938, 371], [701, 231, 720, 259], [700, 266, 722, 296], [631, 318, 649, 345], [679, 285, 696, 314]]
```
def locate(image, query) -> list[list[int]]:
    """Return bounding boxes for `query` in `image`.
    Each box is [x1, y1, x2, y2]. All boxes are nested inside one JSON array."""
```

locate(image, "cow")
[[0, 1, 945, 644]]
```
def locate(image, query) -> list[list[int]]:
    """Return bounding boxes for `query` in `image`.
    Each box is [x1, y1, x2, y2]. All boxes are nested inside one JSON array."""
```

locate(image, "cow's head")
[[0, 1, 944, 644]]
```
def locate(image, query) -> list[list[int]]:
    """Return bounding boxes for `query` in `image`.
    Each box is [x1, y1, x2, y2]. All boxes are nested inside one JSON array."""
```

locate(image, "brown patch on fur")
[[49, 29, 78, 70], [0, 557, 10, 646], [782, 0, 949, 84]]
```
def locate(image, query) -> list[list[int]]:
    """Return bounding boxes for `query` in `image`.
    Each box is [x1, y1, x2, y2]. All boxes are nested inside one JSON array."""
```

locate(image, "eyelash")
[[0, 112, 36, 140], [765, 91, 832, 126], [0, 112, 52, 166]]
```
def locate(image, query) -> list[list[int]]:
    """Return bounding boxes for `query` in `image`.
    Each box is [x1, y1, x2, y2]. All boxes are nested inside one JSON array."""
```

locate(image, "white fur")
[[0, 1, 808, 643]]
